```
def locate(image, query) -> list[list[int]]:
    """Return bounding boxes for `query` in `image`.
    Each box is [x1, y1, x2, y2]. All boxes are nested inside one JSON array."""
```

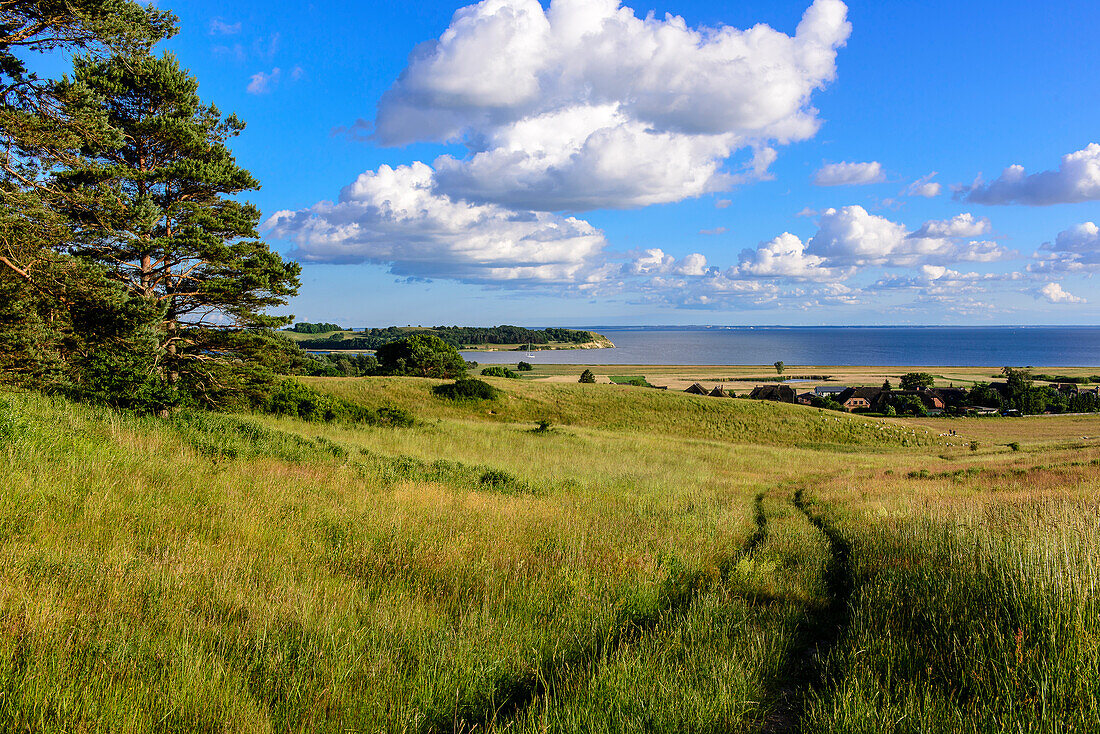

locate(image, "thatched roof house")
[[931, 387, 968, 407], [836, 387, 885, 412], [684, 382, 708, 395], [749, 385, 796, 403], [709, 386, 731, 398]]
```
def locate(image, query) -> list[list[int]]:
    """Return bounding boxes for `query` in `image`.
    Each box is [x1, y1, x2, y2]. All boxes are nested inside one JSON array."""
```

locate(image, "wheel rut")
[[759, 488, 855, 733], [441, 492, 772, 732]]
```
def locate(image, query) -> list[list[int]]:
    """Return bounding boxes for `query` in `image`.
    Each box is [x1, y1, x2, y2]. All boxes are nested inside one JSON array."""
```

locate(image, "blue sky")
[[159, 0, 1100, 326]]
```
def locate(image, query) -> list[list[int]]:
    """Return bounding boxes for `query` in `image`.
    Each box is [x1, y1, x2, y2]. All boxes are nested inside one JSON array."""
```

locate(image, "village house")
[[684, 383, 708, 395], [814, 385, 848, 398], [836, 386, 884, 412], [749, 385, 797, 403]]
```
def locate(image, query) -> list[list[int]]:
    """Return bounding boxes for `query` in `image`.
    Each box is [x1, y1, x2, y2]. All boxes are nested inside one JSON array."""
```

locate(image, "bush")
[[375, 334, 467, 378], [432, 378, 500, 401], [579, 369, 596, 383], [1008, 441, 1020, 452], [266, 380, 413, 426], [481, 365, 518, 379], [516, 361, 533, 371]]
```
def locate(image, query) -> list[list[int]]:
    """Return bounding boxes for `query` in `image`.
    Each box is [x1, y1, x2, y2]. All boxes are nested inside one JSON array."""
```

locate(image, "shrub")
[[432, 378, 500, 401], [481, 365, 518, 379], [516, 361, 533, 371], [970, 440, 980, 452], [579, 369, 596, 383], [1008, 441, 1020, 452], [266, 380, 413, 426], [375, 334, 467, 378], [479, 469, 513, 487]]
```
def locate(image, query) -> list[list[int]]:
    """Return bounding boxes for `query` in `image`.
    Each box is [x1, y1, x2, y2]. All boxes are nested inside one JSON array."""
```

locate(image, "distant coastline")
[[462, 325, 1100, 367]]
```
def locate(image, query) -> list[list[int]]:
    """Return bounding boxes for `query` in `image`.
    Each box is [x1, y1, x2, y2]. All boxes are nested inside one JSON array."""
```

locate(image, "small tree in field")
[[774, 361, 785, 375], [900, 372, 935, 391], [579, 369, 596, 383], [376, 334, 467, 378]]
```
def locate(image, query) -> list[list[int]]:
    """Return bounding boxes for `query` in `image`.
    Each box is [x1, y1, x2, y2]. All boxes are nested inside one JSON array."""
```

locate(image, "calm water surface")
[[465, 327, 1100, 367]]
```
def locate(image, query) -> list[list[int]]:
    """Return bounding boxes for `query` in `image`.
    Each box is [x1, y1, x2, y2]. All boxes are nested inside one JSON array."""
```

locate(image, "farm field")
[[511, 363, 1100, 394], [2, 375, 1099, 732]]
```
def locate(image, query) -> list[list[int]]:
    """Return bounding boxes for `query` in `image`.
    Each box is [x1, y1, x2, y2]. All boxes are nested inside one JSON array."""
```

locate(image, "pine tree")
[[0, 1, 176, 404], [55, 51, 301, 409]]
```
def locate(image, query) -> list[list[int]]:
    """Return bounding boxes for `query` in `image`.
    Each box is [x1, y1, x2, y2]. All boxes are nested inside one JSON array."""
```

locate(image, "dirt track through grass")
[[466, 492, 776, 731], [756, 490, 854, 733]]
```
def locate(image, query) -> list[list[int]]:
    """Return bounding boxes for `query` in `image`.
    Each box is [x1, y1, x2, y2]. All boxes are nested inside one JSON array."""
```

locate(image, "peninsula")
[[285, 324, 615, 352]]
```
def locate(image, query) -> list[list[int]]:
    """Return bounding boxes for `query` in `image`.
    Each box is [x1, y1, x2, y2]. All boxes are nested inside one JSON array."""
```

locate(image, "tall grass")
[[3, 379, 1099, 732], [802, 501, 1100, 732]]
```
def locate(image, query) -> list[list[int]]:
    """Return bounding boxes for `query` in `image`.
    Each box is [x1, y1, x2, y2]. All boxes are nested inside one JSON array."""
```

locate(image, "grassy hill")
[[303, 376, 943, 450], [2, 380, 1099, 731]]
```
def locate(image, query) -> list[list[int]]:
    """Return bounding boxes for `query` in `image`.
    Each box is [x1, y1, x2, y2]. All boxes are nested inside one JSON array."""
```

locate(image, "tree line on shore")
[[292, 324, 598, 351]]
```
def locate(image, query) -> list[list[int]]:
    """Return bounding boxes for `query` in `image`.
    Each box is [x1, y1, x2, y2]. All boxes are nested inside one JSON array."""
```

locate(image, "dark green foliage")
[[169, 411, 349, 462], [811, 396, 844, 411], [773, 361, 785, 375], [533, 419, 552, 433], [579, 369, 596, 384], [290, 322, 344, 334], [516, 361, 533, 371], [882, 379, 893, 391], [899, 372, 935, 390], [432, 379, 500, 401], [0, 253, 179, 413], [893, 394, 928, 417], [1009, 442, 1020, 452], [53, 51, 300, 410], [609, 375, 653, 387], [0, 1, 183, 411], [481, 365, 518, 379], [375, 334, 467, 379], [968, 369, 1100, 416], [296, 325, 598, 351], [301, 352, 378, 377], [264, 380, 413, 426]]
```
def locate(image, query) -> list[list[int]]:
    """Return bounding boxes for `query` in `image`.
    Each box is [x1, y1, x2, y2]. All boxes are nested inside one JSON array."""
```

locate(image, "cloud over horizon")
[[369, 0, 851, 210], [957, 143, 1100, 206], [265, 162, 610, 285]]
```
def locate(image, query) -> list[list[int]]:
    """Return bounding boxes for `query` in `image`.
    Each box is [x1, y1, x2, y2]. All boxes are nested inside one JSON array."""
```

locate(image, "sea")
[[463, 326, 1100, 367]]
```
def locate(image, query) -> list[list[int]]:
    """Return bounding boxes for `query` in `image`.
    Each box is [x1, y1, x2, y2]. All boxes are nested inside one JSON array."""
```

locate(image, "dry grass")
[[3, 373, 1100, 731]]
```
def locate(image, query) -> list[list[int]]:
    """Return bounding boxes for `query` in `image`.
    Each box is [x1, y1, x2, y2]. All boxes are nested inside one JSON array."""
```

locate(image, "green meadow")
[[2, 376, 1099, 732]]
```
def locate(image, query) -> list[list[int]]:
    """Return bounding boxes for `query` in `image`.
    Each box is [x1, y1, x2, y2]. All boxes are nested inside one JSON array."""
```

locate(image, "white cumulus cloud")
[[264, 162, 609, 285], [735, 232, 846, 281], [1030, 221, 1100, 273], [371, 0, 851, 210], [1039, 282, 1086, 304], [958, 144, 1100, 206], [805, 206, 1008, 267], [813, 160, 885, 186], [910, 212, 991, 239]]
